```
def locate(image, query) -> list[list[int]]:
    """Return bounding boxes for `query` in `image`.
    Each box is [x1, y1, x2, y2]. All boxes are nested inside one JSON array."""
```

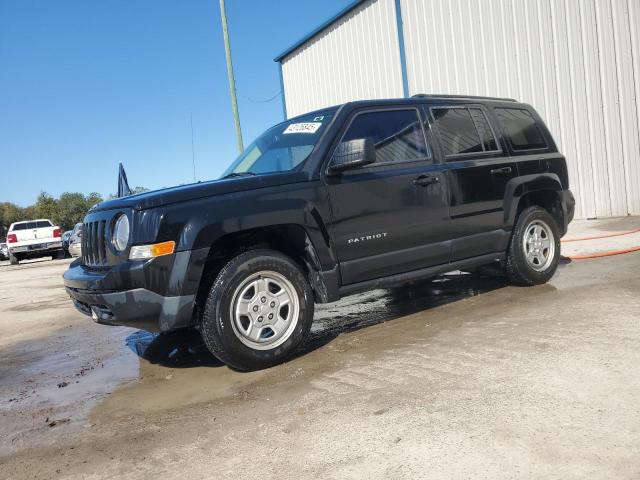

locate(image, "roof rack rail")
[[411, 93, 517, 102]]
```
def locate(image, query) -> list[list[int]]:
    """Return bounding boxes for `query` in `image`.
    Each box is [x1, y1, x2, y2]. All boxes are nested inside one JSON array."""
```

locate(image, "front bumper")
[[63, 248, 209, 332], [65, 285, 195, 332], [68, 242, 82, 258]]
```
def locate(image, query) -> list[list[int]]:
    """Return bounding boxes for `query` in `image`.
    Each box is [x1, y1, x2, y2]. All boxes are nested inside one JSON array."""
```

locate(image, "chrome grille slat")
[[98, 220, 107, 263], [82, 219, 108, 267], [91, 221, 98, 265]]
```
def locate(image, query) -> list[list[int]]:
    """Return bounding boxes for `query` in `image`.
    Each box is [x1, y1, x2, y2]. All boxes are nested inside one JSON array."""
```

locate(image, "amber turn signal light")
[[129, 241, 176, 260]]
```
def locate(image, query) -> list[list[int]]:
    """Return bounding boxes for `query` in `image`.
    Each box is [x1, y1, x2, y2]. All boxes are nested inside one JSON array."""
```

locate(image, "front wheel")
[[200, 249, 314, 371], [506, 206, 561, 286]]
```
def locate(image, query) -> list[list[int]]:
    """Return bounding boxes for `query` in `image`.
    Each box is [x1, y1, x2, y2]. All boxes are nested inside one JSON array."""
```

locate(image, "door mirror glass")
[[329, 138, 375, 172]]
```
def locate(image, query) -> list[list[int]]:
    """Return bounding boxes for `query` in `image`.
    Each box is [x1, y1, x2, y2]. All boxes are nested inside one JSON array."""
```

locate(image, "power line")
[[241, 91, 282, 103]]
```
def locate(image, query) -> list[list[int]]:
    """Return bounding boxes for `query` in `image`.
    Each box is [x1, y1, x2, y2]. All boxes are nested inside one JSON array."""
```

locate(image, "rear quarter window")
[[430, 106, 500, 158], [495, 108, 548, 151]]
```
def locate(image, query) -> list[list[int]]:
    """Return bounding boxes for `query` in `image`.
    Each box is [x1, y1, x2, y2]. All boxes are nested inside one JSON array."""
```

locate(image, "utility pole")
[[190, 113, 196, 182], [219, 0, 244, 153]]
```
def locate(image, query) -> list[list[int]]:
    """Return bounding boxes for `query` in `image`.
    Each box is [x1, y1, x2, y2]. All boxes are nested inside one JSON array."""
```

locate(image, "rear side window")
[[341, 109, 430, 165], [495, 108, 547, 151], [431, 107, 500, 157]]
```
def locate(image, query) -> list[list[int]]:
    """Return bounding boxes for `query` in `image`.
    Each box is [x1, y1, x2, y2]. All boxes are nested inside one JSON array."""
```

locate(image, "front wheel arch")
[[199, 248, 314, 371]]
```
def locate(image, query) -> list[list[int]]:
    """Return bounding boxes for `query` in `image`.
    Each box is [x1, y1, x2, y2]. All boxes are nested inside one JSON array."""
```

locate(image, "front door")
[[325, 107, 451, 285]]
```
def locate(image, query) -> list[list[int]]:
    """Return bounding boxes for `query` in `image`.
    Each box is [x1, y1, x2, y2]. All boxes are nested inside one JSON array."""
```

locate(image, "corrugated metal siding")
[[401, 0, 640, 219], [280, 0, 404, 118]]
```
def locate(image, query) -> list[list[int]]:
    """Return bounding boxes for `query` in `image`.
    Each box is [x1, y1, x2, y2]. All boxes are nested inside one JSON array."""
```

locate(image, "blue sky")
[[0, 0, 350, 206]]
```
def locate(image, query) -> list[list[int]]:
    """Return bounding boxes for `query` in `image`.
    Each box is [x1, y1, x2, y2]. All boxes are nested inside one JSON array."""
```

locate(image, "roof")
[[11, 219, 51, 224], [274, 0, 365, 62], [411, 93, 517, 102]]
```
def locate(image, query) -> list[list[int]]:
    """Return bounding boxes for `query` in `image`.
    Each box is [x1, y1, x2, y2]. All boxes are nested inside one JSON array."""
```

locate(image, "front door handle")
[[490, 166, 512, 175], [413, 174, 439, 187]]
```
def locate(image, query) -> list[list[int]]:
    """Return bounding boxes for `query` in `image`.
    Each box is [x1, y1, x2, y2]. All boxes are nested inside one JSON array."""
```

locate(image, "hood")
[[93, 171, 308, 212]]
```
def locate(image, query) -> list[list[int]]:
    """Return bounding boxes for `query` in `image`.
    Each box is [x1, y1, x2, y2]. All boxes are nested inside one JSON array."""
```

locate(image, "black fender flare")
[[503, 173, 563, 229]]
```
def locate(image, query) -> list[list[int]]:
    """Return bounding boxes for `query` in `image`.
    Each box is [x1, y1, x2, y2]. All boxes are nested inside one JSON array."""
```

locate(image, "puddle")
[[0, 270, 510, 456], [92, 272, 508, 421], [0, 323, 138, 456]]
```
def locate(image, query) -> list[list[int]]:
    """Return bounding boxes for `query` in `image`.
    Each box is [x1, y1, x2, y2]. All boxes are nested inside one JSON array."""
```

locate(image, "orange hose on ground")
[[567, 246, 640, 260], [562, 227, 640, 243]]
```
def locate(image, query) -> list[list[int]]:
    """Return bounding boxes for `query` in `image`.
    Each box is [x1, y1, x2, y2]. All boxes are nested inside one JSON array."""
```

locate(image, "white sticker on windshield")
[[283, 122, 322, 134]]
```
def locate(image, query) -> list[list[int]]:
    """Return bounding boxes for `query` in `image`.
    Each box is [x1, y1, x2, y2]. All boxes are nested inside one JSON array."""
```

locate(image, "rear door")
[[428, 104, 517, 260], [325, 106, 451, 285]]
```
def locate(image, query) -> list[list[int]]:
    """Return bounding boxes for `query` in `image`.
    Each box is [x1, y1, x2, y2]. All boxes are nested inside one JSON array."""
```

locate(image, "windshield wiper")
[[222, 172, 257, 179]]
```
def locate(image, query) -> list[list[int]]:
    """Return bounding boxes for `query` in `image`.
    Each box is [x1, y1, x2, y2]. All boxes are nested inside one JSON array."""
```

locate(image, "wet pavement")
[[1, 253, 639, 479]]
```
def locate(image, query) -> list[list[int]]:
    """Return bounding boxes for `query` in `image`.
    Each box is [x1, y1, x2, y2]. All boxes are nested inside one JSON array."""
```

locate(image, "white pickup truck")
[[6, 219, 64, 265]]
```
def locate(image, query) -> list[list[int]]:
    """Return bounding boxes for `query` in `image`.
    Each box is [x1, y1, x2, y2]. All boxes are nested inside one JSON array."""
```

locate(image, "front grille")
[[82, 220, 108, 266]]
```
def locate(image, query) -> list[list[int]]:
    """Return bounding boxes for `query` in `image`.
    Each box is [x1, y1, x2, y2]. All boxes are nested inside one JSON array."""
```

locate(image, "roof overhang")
[[274, 0, 366, 63]]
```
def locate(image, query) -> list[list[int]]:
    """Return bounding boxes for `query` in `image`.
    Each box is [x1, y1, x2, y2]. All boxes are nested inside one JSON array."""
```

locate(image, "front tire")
[[506, 206, 561, 286], [200, 249, 314, 371]]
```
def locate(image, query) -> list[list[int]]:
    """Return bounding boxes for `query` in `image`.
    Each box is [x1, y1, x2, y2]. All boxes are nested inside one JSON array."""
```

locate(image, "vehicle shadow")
[[125, 329, 223, 368], [125, 272, 507, 369], [296, 272, 507, 359]]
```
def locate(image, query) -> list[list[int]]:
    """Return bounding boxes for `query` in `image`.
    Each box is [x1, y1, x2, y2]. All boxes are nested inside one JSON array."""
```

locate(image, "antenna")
[[190, 113, 196, 182]]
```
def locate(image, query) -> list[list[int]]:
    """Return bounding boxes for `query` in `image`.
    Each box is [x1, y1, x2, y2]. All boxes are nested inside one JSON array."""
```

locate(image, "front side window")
[[495, 108, 547, 151], [431, 106, 500, 157], [223, 110, 336, 176], [341, 109, 430, 165]]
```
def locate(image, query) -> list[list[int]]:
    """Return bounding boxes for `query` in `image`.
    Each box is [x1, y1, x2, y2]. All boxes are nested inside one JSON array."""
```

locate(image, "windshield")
[[222, 111, 335, 176]]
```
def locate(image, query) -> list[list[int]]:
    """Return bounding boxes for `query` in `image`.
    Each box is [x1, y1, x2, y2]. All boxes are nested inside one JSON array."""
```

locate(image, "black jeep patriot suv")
[[64, 95, 575, 370]]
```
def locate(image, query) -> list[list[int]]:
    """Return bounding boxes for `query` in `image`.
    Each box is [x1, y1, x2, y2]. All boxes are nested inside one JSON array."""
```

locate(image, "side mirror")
[[329, 138, 375, 173]]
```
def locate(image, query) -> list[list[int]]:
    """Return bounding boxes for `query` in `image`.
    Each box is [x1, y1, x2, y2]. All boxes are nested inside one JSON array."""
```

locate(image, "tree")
[[0, 192, 104, 234], [107, 186, 149, 200], [57, 192, 104, 230], [33, 192, 59, 224], [0, 202, 26, 240], [86, 192, 102, 209]]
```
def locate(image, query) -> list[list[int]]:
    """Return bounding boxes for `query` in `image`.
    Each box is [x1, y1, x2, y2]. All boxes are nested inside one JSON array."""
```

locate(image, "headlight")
[[112, 214, 130, 252]]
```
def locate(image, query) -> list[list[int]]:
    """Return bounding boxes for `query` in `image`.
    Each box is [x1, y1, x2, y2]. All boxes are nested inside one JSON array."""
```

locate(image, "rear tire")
[[9, 252, 19, 265], [506, 206, 561, 286], [200, 249, 314, 371], [54, 249, 65, 260]]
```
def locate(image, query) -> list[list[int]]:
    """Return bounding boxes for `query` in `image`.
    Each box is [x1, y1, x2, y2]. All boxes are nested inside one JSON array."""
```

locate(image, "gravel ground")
[[1, 252, 639, 479]]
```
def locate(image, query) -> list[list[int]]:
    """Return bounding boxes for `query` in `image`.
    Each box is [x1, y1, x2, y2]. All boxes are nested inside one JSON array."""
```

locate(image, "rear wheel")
[[200, 249, 314, 371], [9, 252, 19, 265], [506, 206, 561, 285]]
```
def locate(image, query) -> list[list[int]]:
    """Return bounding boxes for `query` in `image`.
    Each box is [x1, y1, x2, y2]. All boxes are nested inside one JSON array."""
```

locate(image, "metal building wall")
[[401, 0, 640, 219], [280, 0, 404, 118]]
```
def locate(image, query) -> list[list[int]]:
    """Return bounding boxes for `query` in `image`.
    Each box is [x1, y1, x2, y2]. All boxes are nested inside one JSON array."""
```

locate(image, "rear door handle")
[[413, 174, 439, 186], [490, 166, 512, 175]]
